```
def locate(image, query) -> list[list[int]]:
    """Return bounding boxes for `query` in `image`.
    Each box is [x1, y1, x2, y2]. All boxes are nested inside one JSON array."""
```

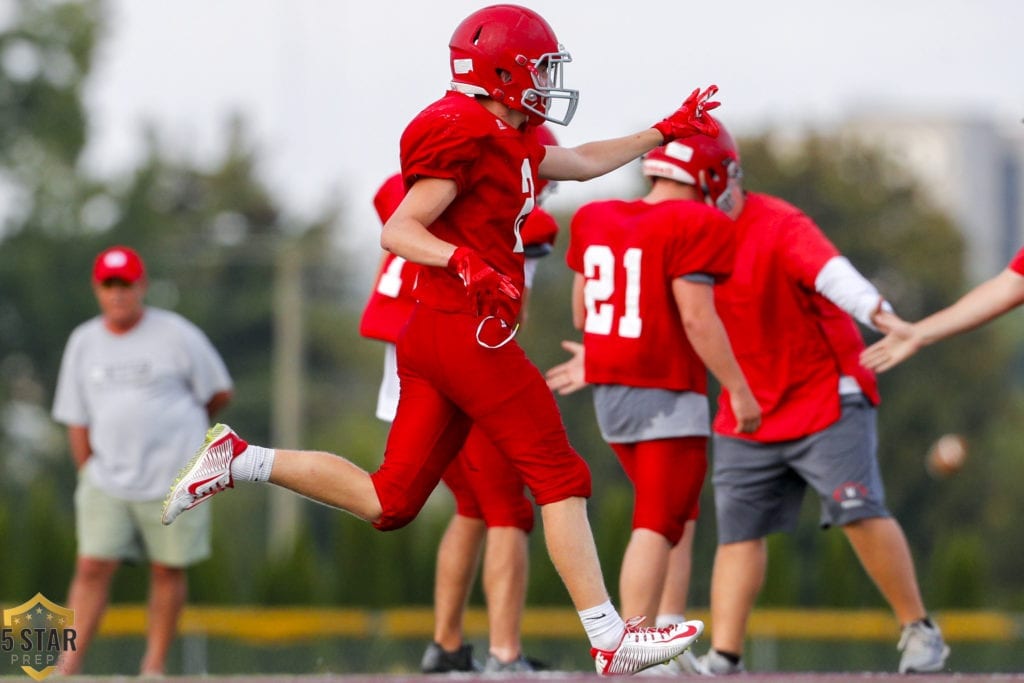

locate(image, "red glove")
[[652, 85, 721, 142], [447, 246, 521, 323]]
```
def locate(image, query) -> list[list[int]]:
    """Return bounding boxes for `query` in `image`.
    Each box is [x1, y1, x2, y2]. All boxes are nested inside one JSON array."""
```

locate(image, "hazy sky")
[[78, 0, 1023, 258]]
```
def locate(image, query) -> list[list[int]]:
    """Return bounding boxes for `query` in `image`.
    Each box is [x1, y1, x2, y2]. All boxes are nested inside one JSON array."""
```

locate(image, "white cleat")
[[898, 620, 950, 673], [161, 423, 248, 525], [591, 617, 704, 676]]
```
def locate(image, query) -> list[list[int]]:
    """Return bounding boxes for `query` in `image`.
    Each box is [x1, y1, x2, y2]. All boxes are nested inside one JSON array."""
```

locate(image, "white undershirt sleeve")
[[814, 256, 892, 330]]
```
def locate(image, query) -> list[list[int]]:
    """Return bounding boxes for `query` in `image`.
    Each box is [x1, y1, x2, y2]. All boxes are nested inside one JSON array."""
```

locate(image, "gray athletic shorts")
[[75, 472, 211, 567], [711, 394, 890, 544]]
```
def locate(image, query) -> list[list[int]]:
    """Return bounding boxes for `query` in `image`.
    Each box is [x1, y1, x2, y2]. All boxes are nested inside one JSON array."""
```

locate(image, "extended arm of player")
[[539, 129, 666, 182], [861, 266, 1024, 372], [673, 279, 761, 434], [537, 85, 721, 183]]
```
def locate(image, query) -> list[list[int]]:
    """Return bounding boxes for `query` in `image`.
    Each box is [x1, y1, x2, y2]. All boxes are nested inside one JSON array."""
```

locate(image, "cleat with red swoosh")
[[591, 616, 704, 676], [161, 423, 248, 525]]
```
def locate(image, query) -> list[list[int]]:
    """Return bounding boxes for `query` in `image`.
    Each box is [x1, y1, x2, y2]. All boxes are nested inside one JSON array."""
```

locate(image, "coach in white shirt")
[[52, 245, 233, 676]]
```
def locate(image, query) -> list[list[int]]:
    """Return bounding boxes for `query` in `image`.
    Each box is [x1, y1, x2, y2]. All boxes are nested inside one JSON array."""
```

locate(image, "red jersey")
[[1009, 246, 1024, 274], [712, 192, 880, 442], [567, 199, 736, 392], [359, 174, 419, 342], [360, 169, 559, 343], [400, 91, 547, 317]]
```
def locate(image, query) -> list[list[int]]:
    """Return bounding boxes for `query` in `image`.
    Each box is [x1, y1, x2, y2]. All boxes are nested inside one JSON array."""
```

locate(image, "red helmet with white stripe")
[[642, 120, 742, 216], [449, 4, 579, 126]]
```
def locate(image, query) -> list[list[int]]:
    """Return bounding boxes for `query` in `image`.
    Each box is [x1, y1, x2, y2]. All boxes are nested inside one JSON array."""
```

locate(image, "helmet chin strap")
[[476, 316, 520, 349]]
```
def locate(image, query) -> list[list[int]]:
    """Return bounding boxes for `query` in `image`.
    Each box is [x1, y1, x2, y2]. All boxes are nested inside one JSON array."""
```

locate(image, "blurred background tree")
[[2, 0, 1023, 616]]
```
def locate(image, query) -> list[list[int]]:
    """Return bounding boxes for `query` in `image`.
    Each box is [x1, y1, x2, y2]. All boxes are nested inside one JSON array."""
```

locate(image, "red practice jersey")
[[360, 169, 559, 344], [400, 91, 547, 317], [359, 174, 419, 342], [712, 192, 880, 442], [567, 198, 736, 392]]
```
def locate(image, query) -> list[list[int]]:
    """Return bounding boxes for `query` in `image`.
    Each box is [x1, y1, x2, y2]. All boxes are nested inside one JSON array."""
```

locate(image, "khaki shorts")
[[75, 472, 211, 568]]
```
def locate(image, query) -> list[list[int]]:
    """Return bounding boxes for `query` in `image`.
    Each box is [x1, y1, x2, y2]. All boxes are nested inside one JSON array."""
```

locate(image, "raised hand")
[[447, 246, 521, 323], [652, 85, 721, 142]]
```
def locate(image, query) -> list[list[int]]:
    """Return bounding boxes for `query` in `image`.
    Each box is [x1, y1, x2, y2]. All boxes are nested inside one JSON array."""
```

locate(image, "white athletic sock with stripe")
[[580, 600, 626, 651], [229, 445, 275, 483]]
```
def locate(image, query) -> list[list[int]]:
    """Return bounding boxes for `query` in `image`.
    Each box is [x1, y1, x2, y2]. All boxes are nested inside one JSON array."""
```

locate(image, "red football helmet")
[[449, 4, 579, 126], [642, 120, 743, 216]]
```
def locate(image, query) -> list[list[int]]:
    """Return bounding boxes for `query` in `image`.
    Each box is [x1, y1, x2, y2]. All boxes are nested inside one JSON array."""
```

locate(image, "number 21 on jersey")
[[583, 245, 642, 338]]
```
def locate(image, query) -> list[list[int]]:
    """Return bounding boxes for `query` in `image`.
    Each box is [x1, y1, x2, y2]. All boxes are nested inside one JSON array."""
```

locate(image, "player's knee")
[[632, 486, 691, 543], [632, 512, 686, 544], [528, 455, 592, 505], [483, 500, 535, 532], [454, 498, 483, 520], [373, 498, 424, 531], [373, 509, 416, 531]]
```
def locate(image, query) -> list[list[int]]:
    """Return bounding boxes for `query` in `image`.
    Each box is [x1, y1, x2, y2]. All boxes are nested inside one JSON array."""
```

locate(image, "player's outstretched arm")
[[861, 267, 1024, 372], [538, 86, 720, 183]]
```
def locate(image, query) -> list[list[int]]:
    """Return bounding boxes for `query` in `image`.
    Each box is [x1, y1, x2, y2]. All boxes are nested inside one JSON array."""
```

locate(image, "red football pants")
[[610, 436, 707, 544], [371, 307, 591, 530], [441, 426, 535, 532]]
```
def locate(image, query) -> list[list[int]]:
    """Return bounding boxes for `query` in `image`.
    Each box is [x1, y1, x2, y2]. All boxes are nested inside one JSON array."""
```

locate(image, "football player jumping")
[[164, 4, 717, 674], [359, 124, 561, 674]]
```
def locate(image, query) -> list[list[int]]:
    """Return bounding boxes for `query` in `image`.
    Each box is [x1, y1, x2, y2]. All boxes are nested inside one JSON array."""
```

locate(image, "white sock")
[[229, 444, 275, 483], [579, 600, 626, 651], [656, 613, 686, 628]]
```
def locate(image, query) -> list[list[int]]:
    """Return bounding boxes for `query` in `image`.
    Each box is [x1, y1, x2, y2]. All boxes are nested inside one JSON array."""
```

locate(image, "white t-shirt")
[[52, 308, 233, 501]]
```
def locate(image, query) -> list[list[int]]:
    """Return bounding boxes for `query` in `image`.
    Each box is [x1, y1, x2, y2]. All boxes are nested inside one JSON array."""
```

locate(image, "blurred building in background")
[[842, 115, 1024, 283]]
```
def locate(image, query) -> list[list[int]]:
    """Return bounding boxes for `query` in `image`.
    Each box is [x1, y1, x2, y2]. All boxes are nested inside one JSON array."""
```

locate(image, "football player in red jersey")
[[359, 125, 560, 673], [548, 130, 759, 673], [677, 122, 946, 674], [164, 5, 719, 673], [862, 245, 1024, 372]]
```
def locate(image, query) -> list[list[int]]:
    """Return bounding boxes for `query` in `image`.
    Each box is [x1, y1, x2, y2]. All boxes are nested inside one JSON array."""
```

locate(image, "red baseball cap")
[[92, 246, 146, 283]]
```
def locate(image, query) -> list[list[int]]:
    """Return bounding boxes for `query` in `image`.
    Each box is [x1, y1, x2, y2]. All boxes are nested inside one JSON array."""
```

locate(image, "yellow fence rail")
[[89, 606, 1021, 644]]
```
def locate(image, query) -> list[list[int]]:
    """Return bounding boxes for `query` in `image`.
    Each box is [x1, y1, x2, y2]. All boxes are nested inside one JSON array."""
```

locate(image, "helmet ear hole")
[[471, 26, 483, 44], [497, 68, 513, 84]]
